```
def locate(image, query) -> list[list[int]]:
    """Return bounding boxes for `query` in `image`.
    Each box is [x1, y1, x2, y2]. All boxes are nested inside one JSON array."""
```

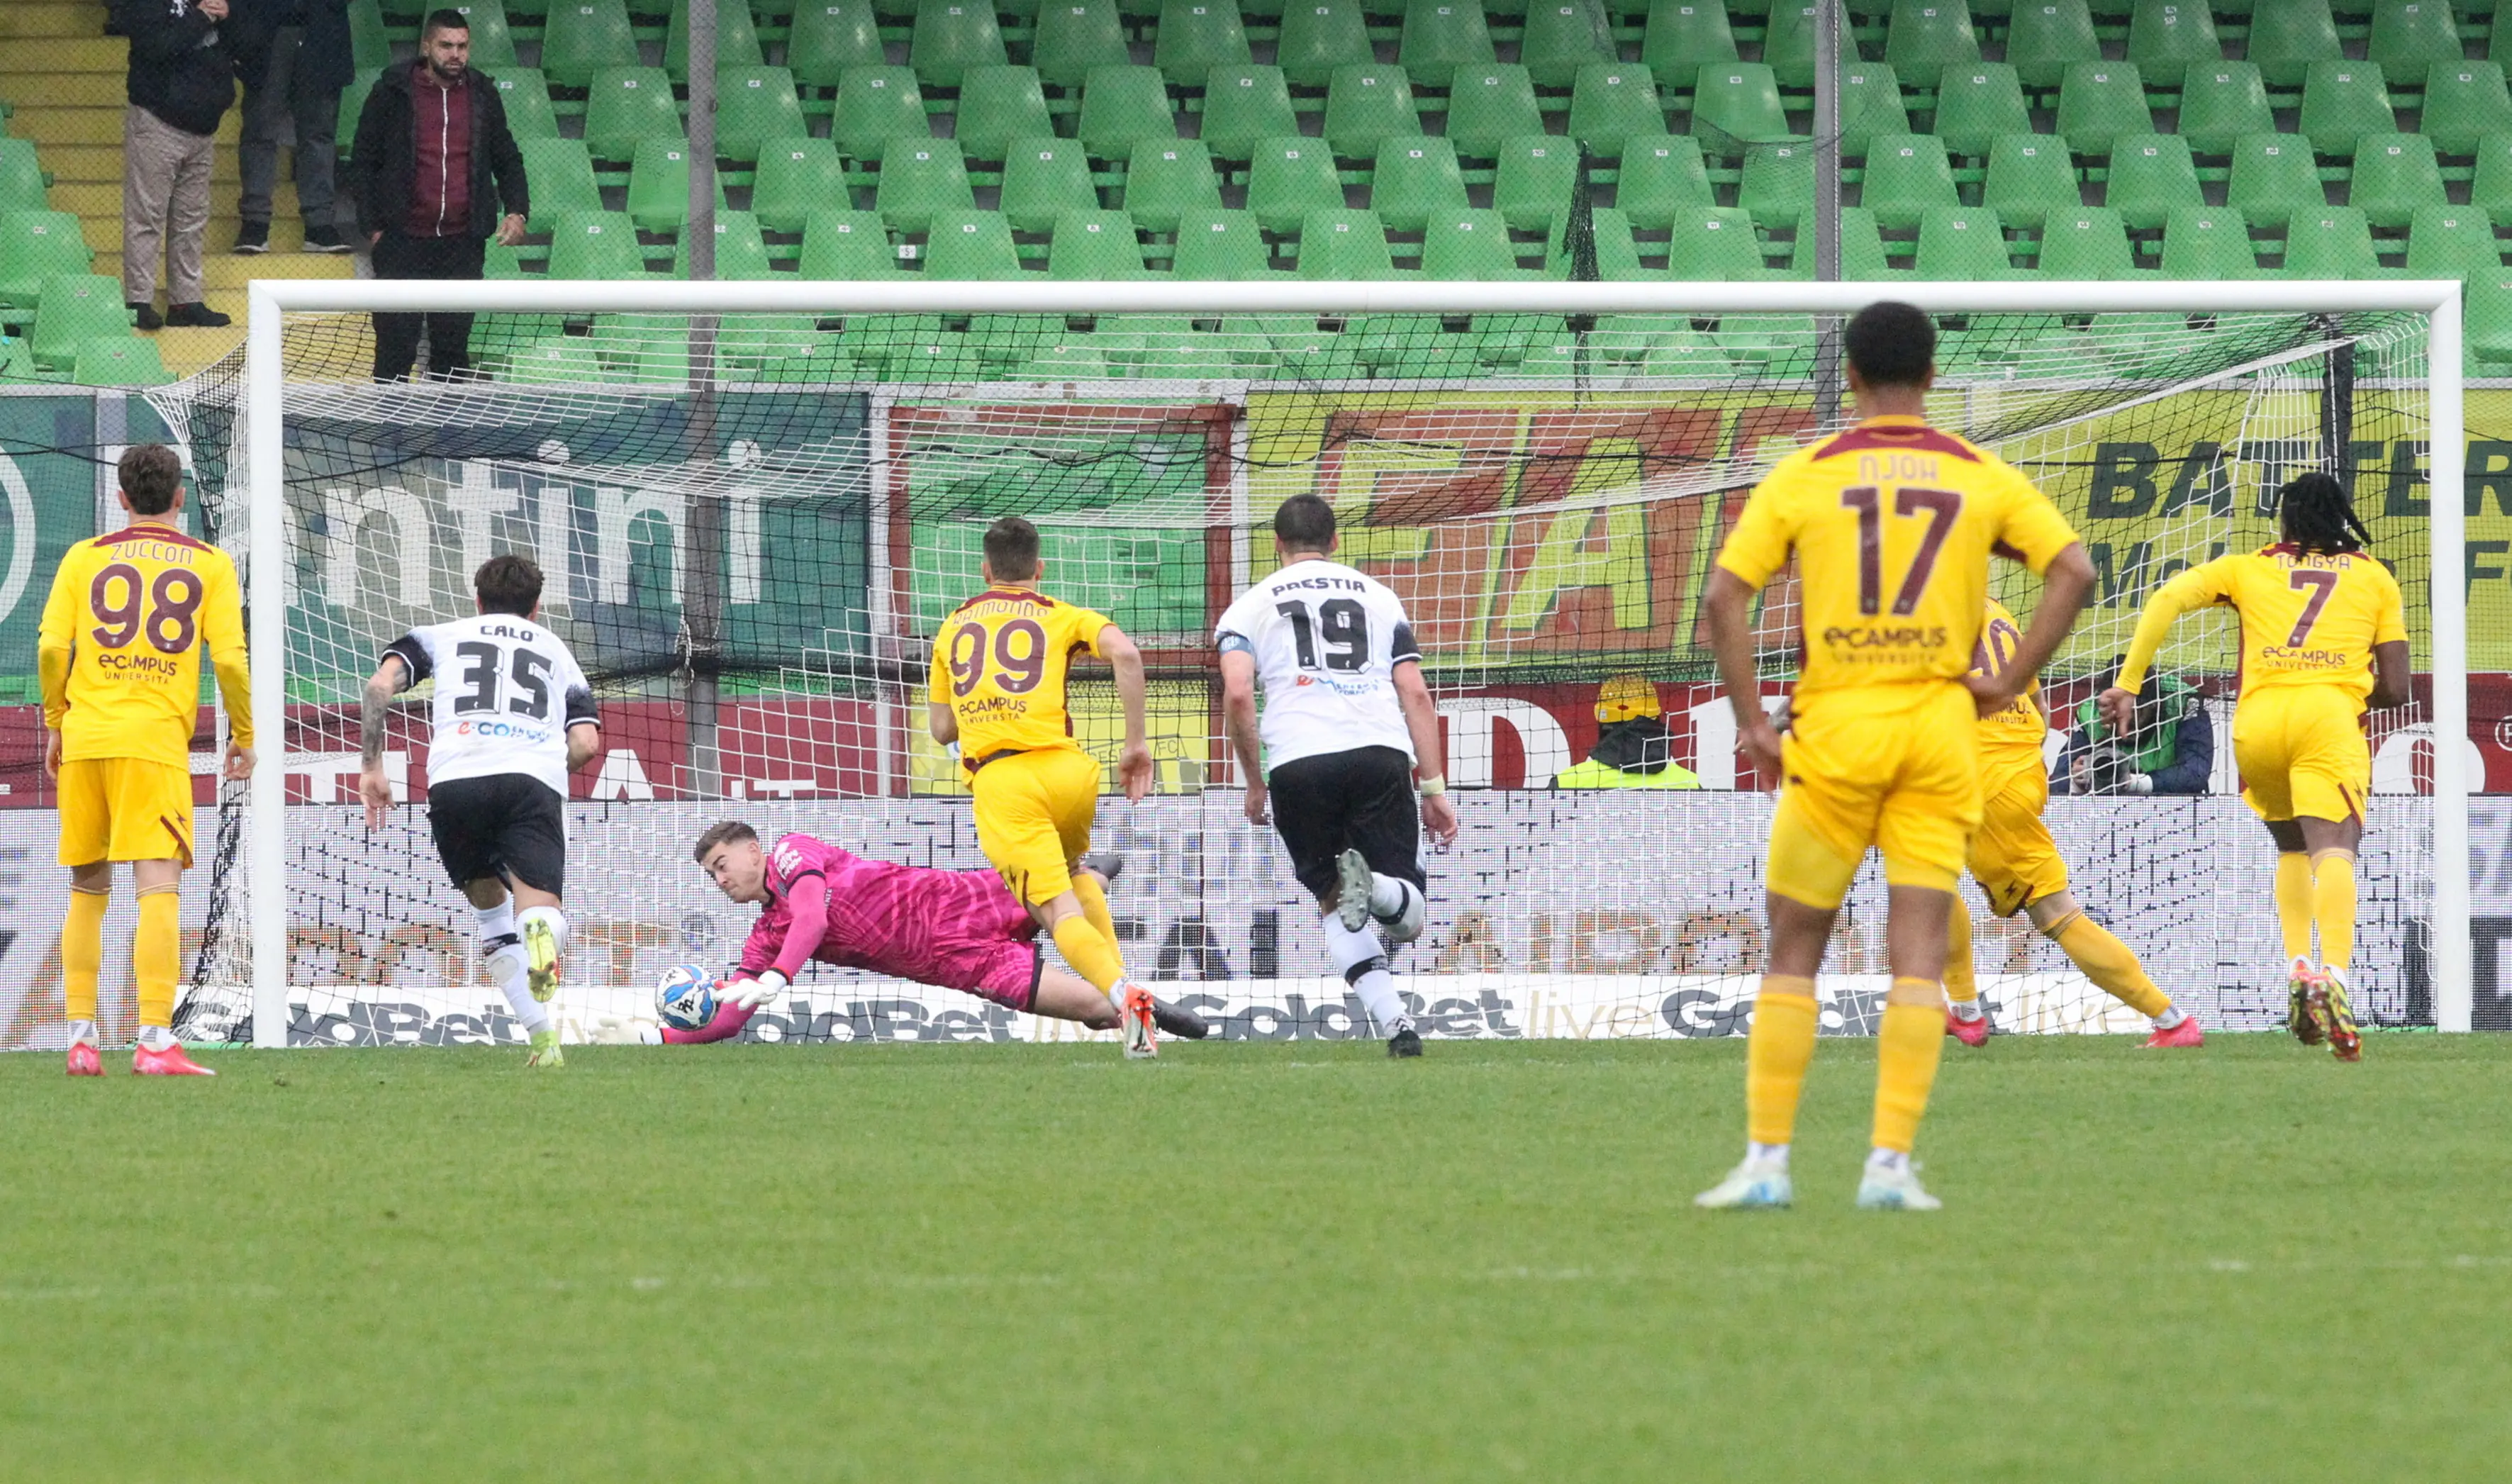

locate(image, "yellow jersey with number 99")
[[2117, 545, 2406, 707], [928, 586, 1114, 768], [1717, 416, 2081, 704], [1971, 597, 2047, 764]]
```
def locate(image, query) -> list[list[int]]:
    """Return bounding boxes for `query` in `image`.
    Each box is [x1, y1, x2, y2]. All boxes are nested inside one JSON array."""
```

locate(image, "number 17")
[[1841, 486, 1963, 616]]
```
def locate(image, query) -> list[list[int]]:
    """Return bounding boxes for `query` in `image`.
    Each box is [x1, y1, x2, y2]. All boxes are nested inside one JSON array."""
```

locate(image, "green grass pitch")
[[7, 1033, 2510, 1482]]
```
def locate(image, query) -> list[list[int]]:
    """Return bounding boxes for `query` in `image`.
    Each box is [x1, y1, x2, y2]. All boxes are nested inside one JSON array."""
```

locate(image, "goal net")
[[170, 281, 2465, 1047]]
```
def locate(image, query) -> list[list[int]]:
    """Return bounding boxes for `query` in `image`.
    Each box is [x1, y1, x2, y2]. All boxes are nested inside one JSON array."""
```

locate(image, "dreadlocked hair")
[[2278, 471, 2372, 556]]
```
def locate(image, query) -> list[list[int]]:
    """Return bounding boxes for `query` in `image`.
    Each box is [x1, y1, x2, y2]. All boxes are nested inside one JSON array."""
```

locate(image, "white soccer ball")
[[656, 965, 719, 1031]]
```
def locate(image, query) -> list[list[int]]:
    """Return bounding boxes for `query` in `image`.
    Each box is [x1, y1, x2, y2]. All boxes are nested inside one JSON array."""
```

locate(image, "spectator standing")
[[114, 0, 238, 330], [230, 0, 355, 255], [1550, 675, 1703, 789], [348, 9, 528, 381]]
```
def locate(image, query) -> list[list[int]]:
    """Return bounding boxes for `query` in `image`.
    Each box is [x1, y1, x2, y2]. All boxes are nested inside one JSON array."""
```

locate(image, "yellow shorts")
[[1968, 753, 2070, 917], [1766, 684, 1982, 909], [2233, 686, 2369, 824], [57, 757, 194, 868], [968, 745, 1102, 907]]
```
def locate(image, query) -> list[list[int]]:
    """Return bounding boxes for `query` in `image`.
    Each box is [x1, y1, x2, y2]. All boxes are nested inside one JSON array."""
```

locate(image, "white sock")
[[67, 1018, 96, 1047], [1865, 1147, 1911, 1176], [138, 1025, 177, 1051], [2152, 1005, 2187, 1030], [1366, 875, 1426, 942], [516, 904, 569, 955], [1949, 1000, 1985, 1023], [487, 942, 548, 1034], [1746, 1141, 1790, 1171], [1319, 913, 1412, 1035]]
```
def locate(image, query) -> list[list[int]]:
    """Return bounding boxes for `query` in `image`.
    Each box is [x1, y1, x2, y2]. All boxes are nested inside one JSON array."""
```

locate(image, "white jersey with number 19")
[[1215, 559, 1419, 773], [382, 614, 598, 797]]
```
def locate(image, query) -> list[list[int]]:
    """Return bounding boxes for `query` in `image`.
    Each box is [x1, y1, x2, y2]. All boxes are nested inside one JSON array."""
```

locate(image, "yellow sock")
[[135, 886, 181, 1030], [2311, 850, 2357, 973], [1943, 893, 1977, 1007], [1071, 872, 1120, 948], [2051, 914, 2171, 1019], [1872, 980, 1946, 1155], [2274, 852, 2315, 961], [1051, 915, 1127, 997], [1746, 976, 1819, 1147], [62, 888, 108, 1022]]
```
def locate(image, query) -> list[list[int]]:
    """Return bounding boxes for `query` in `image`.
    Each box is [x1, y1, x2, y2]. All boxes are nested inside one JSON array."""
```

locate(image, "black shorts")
[[1267, 745, 1427, 901], [427, 774, 567, 896]]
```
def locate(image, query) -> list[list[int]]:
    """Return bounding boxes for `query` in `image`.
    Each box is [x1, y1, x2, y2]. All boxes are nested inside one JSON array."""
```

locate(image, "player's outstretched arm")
[[2101, 560, 2221, 732], [1392, 659, 1457, 847], [1099, 623, 1154, 803], [1700, 569, 1782, 784], [357, 654, 409, 829], [1219, 649, 1267, 825], [1970, 542, 2095, 719]]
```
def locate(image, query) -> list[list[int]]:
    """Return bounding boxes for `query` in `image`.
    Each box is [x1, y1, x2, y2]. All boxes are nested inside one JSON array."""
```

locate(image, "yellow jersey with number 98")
[[927, 586, 1113, 768], [38, 521, 252, 769], [1718, 416, 2081, 704]]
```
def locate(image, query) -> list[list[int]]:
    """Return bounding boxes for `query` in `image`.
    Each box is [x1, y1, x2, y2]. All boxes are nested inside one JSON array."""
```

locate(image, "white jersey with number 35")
[[382, 614, 598, 796], [1215, 559, 1420, 773]]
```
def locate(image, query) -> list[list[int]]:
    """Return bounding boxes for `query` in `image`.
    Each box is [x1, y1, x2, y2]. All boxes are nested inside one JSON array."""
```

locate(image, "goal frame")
[[241, 277, 2473, 1047]]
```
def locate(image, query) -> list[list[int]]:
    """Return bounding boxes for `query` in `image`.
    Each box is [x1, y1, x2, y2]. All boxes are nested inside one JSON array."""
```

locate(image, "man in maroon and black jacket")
[[348, 7, 527, 381]]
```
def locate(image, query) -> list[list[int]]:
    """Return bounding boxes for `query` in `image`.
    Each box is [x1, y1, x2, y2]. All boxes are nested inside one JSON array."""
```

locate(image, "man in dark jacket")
[[349, 9, 528, 380], [228, 0, 354, 254], [114, 0, 238, 330], [2055, 665, 2216, 796]]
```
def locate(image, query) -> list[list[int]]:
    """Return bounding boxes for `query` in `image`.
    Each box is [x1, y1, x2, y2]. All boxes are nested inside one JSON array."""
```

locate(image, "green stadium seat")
[[798, 208, 903, 277], [1398, 0, 1495, 89], [1078, 67, 1178, 161], [955, 66, 1054, 160], [1294, 208, 1398, 279], [2473, 136, 2512, 225], [1247, 137, 1344, 230], [337, 68, 384, 160], [1614, 133, 1712, 229], [32, 274, 133, 369], [2123, 0, 2219, 89], [1552, 206, 1649, 279], [1015, 336, 1116, 379], [2351, 133, 2446, 229], [1324, 66, 1421, 160], [1663, 205, 1767, 279], [0, 213, 92, 311], [1784, 205, 1894, 278], [516, 137, 602, 233], [1738, 139, 1816, 228], [1710, 311, 1815, 367], [666, 0, 766, 84], [540, 0, 640, 89], [1049, 210, 1149, 277], [1834, 64, 1912, 155], [906, 0, 1006, 89], [547, 211, 651, 279], [671, 212, 776, 279], [1761, 2, 1821, 89], [348, 0, 391, 69], [786, 1, 885, 88], [491, 70, 561, 142], [1636, 323, 1739, 374], [715, 316, 834, 374], [2176, 64, 2273, 156], [625, 140, 715, 230], [2249, 0, 2342, 89], [832, 67, 930, 160], [751, 137, 848, 233], [583, 67, 684, 165], [1198, 66, 1297, 160], [447, 1, 521, 69], [1169, 207, 1273, 277], [1931, 66, 2031, 159], [2033, 207, 2133, 278], [2467, 274, 2512, 367], [2225, 133, 2323, 229], [1159, 0, 1253, 86], [1689, 64, 1788, 155], [1519, 2, 1617, 87], [1884, 0, 1982, 89], [71, 335, 172, 388], [1276, 0, 1375, 87], [1124, 140, 1223, 230], [2421, 63, 2512, 157], [1913, 206, 2014, 279], [503, 336, 610, 385], [0, 140, 48, 214], [1567, 64, 1664, 157], [1444, 65, 1542, 157], [2280, 206, 2382, 279], [1373, 136, 1470, 232], [1033, 0, 1131, 87], [2054, 62, 2153, 155], [2105, 133, 2202, 231], [1491, 135, 1577, 231], [923, 210, 1024, 278], [1859, 133, 1957, 230], [1642, 0, 1739, 82], [2157, 206, 2258, 279], [1001, 138, 1098, 230], [1421, 209, 1526, 279], [2405, 204, 2506, 277], [2298, 62, 2399, 156], [590, 313, 694, 383], [875, 138, 973, 230], [2004, 0, 2097, 90], [716, 67, 808, 164], [2368, 0, 2463, 77], [1982, 134, 2079, 230]]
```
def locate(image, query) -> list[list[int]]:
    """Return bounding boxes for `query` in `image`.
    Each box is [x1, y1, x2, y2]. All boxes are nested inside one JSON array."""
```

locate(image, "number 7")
[[2287, 569, 2338, 646]]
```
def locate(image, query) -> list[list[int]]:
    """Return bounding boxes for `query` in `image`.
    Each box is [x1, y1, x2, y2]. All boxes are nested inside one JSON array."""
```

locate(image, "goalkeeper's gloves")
[[730, 970, 790, 1010], [2124, 772, 2157, 795], [593, 1015, 662, 1046]]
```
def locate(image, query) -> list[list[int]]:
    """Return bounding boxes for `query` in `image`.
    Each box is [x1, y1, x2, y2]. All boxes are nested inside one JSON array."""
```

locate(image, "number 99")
[[947, 623, 987, 698]]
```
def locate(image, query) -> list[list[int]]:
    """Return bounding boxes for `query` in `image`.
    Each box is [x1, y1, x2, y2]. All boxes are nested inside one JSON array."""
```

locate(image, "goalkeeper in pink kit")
[[653, 821, 1209, 1043]]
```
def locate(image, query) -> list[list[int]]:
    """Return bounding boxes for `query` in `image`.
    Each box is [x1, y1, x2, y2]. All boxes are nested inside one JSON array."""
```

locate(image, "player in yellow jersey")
[[36, 445, 253, 1078], [1695, 303, 2094, 1212], [2103, 472, 2409, 1063], [1943, 597, 2201, 1049], [927, 516, 1159, 1056]]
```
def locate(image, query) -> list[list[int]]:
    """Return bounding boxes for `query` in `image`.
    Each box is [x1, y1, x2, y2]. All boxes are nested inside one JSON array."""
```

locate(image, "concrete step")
[[99, 252, 359, 291], [11, 104, 242, 150], [0, 4, 108, 41], [55, 179, 314, 225], [40, 143, 245, 187], [0, 38, 131, 75], [151, 324, 246, 378]]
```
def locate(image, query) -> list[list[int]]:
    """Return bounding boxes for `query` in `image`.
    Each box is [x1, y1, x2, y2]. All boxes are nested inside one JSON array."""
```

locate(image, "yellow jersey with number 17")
[[1971, 597, 2048, 766], [1717, 416, 2082, 707], [37, 521, 252, 769], [2116, 545, 2406, 708], [928, 586, 1114, 768]]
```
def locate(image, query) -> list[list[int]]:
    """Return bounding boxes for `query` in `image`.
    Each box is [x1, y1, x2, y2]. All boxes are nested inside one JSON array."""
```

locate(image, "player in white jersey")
[[1217, 493, 1458, 1057], [358, 555, 602, 1068]]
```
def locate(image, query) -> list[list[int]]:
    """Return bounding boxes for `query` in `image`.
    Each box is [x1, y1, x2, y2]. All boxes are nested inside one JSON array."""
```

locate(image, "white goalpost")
[[227, 276, 2470, 1051]]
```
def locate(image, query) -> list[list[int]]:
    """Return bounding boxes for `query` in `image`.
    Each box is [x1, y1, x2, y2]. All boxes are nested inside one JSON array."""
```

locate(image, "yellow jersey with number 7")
[[38, 521, 252, 769], [928, 587, 1114, 768], [2116, 545, 2405, 707]]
